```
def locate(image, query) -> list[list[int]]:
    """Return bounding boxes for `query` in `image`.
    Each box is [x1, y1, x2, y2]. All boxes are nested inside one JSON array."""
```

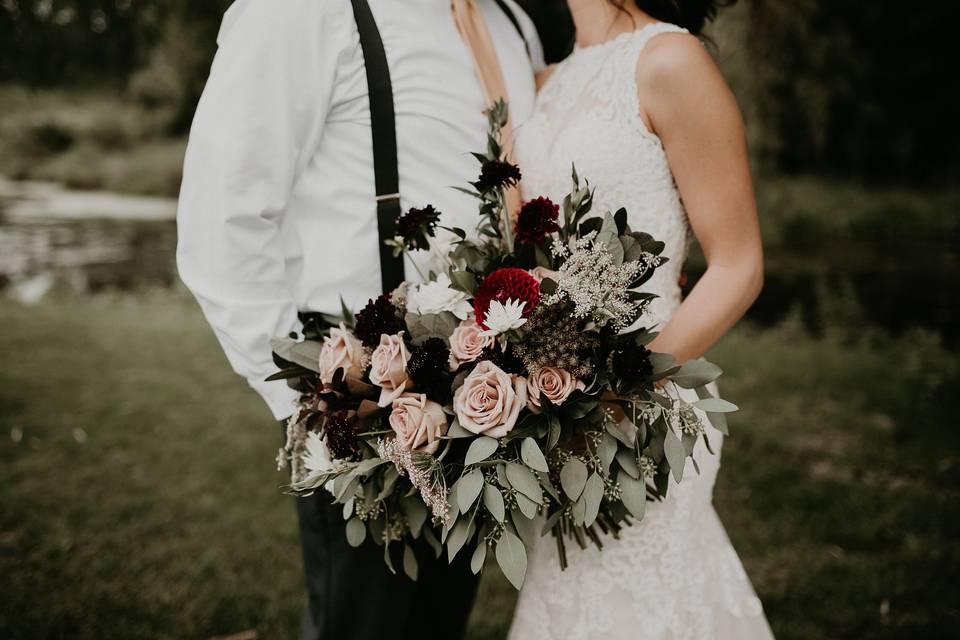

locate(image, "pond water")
[[0, 178, 177, 302], [1, 177, 956, 346]]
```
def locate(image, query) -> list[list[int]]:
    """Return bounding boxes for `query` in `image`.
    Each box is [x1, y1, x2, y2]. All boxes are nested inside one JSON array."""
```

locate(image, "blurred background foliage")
[[1, 0, 956, 181], [1, 1, 957, 639]]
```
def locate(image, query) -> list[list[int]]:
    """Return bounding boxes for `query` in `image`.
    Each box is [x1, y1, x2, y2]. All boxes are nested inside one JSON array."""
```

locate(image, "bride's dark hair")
[[610, 0, 736, 36]]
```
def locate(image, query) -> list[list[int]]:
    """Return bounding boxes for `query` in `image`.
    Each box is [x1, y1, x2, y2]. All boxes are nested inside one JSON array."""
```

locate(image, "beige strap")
[[451, 0, 523, 218]]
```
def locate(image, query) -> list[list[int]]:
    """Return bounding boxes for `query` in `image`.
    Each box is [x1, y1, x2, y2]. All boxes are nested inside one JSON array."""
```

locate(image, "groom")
[[176, 1, 542, 638]]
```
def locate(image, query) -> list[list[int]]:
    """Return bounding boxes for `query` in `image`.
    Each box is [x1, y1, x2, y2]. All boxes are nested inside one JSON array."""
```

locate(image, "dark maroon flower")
[[611, 346, 654, 381], [472, 160, 522, 193], [395, 205, 441, 251], [354, 295, 404, 348], [475, 343, 525, 375], [324, 411, 361, 461], [407, 338, 451, 396], [473, 268, 540, 329], [515, 197, 561, 244]]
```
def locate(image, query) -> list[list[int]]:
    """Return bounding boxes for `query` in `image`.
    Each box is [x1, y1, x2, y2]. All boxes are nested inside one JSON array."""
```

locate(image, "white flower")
[[302, 431, 335, 476], [407, 273, 473, 319], [479, 298, 528, 337], [301, 431, 339, 495]]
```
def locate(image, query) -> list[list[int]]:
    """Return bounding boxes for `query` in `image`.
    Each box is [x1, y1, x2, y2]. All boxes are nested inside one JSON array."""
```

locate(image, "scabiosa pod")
[[354, 294, 405, 348], [394, 205, 441, 252]]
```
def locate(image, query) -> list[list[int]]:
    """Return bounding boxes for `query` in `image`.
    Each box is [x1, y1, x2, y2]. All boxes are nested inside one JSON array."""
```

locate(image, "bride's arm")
[[636, 33, 763, 364]]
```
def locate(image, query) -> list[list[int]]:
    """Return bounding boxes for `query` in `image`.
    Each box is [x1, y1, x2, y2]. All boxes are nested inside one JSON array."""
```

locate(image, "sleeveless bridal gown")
[[507, 23, 776, 640]]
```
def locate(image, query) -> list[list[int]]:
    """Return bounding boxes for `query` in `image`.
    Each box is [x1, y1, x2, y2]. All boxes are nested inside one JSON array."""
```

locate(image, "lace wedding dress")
[[507, 23, 775, 640]]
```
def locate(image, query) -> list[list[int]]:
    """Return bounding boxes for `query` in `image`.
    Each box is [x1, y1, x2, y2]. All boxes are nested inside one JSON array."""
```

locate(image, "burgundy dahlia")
[[515, 197, 561, 244], [395, 205, 441, 251], [473, 267, 540, 329], [354, 295, 404, 348], [472, 160, 522, 193]]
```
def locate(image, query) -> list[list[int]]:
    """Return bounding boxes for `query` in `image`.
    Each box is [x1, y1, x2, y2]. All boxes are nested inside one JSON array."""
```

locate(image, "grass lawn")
[[1, 289, 956, 639]]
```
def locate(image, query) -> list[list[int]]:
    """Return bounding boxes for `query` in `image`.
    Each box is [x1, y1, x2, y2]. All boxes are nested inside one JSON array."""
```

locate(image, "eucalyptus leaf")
[[496, 529, 528, 590], [596, 213, 624, 264], [649, 352, 678, 375], [541, 508, 565, 536], [663, 429, 686, 484], [546, 415, 562, 451], [615, 449, 641, 479], [520, 438, 549, 473], [606, 420, 634, 447], [599, 432, 618, 473], [483, 483, 506, 522], [515, 491, 540, 519], [345, 517, 367, 547], [618, 470, 647, 520], [511, 509, 538, 548], [375, 467, 400, 502], [355, 458, 386, 476], [465, 436, 500, 465], [270, 337, 323, 374], [457, 469, 484, 513], [401, 496, 428, 538], [692, 398, 739, 413], [571, 493, 587, 525], [583, 473, 604, 527], [423, 525, 442, 558], [470, 541, 487, 575], [447, 517, 472, 563], [506, 463, 543, 504], [383, 541, 396, 574], [671, 359, 723, 389], [560, 458, 588, 501], [449, 270, 478, 294], [695, 385, 729, 435], [403, 544, 419, 581], [445, 420, 474, 439]]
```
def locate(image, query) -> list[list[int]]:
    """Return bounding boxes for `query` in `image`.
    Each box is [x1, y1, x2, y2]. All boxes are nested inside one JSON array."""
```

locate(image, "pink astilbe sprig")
[[377, 438, 450, 523]]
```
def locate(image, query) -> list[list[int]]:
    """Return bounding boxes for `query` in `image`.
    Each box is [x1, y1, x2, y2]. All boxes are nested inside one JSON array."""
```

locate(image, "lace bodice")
[[508, 24, 775, 640], [514, 23, 691, 328]]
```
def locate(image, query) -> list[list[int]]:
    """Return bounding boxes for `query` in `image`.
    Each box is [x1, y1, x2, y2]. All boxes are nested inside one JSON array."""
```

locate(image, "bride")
[[508, 1, 774, 638]]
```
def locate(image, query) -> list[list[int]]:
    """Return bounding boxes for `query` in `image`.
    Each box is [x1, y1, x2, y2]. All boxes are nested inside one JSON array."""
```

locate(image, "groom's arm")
[[176, 0, 348, 419]]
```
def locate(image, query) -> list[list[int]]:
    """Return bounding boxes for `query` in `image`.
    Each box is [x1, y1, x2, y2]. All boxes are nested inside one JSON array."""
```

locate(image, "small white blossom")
[[546, 236, 661, 330], [302, 431, 335, 476], [479, 298, 528, 337], [406, 273, 473, 319]]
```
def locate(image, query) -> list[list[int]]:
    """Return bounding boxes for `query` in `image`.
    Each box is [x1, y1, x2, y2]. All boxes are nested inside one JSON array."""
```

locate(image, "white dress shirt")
[[176, 0, 544, 419]]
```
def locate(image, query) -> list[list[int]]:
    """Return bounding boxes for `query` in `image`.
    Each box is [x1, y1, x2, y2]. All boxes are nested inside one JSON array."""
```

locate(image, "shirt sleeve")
[[176, 0, 348, 419]]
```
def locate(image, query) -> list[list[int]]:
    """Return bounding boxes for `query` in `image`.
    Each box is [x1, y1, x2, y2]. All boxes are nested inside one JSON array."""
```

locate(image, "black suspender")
[[348, 0, 528, 295], [350, 0, 405, 295], [493, 0, 530, 56]]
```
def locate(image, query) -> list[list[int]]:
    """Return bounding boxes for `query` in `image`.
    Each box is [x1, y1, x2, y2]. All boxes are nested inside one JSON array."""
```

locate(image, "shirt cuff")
[[248, 376, 300, 420]]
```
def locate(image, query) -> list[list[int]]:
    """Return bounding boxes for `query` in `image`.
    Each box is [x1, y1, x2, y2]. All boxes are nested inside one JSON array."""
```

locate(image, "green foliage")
[[0, 289, 957, 637]]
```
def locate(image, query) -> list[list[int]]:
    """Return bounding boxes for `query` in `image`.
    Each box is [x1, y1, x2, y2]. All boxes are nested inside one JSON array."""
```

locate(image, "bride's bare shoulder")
[[535, 64, 558, 91], [635, 31, 722, 92]]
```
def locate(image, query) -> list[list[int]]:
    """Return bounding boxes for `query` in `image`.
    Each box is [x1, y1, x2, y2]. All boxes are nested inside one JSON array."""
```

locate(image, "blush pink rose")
[[454, 361, 528, 439], [448, 317, 495, 369], [318, 323, 365, 385], [529, 266, 560, 284], [526, 367, 584, 413], [369, 333, 411, 407], [389, 393, 448, 455]]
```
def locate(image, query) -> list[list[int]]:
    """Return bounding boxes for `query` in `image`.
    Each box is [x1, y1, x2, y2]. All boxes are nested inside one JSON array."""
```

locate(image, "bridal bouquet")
[[271, 102, 736, 589]]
